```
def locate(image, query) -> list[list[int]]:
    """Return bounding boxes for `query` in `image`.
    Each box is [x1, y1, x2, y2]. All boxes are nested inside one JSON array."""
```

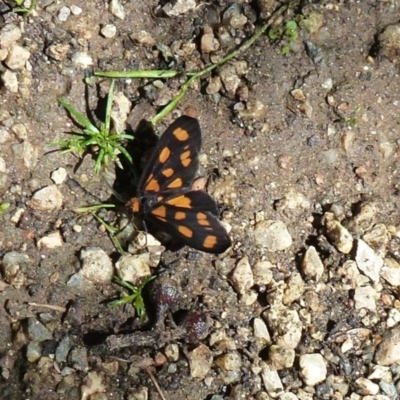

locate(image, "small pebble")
[[71, 52, 93, 68], [355, 239, 383, 282], [115, 253, 151, 285], [5, 44, 30, 70], [2, 70, 18, 93], [101, 24, 117, 39], [261, 362, 284, 397], [57, 6, 71, 22], [301, 246, 324, 281], [30, 185, 63, 211], [70, 5, 82, 15], [0, 24, 22, 48], [37, 231, 64, 249], [231, 256, 253, 296], [299, 353, 327, 386], [51, 167, 68, 185], [254, 220, 293, 251], [110, 0, 126, 19], [354, 286, 378, 311], [187, 344, 213, 379]]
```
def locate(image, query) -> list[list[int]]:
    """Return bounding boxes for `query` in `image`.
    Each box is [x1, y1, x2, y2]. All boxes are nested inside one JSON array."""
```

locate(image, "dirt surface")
[[1, 1, 400, 399]]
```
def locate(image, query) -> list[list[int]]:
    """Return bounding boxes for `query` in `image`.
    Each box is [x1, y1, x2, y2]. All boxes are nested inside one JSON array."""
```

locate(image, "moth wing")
[[138, 116, 202, 195], [148, 190, 231, 254]]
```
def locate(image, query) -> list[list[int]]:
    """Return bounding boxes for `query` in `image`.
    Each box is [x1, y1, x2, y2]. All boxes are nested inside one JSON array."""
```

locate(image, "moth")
[[129, 116, 231, 254]]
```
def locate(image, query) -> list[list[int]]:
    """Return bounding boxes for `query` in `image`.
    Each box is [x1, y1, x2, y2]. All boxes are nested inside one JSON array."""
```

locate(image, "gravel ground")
[[1, 1, 400, 399]]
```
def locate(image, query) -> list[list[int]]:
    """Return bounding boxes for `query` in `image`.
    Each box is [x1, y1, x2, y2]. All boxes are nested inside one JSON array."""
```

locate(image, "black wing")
[[147, 190, 231, 254], [137, 116, 201, 196]]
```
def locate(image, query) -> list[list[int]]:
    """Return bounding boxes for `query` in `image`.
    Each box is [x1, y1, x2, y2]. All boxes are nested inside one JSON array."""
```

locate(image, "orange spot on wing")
[[178, 225, 193, 238], [159, 147, 171, 163], [145, 174, 160, 191], [166, 195, 192, 208], [130, 197, 140, 213], [167, 178, 183, 189], [203, 235, 218, 249], [151, 205, 167, 221], [197, 212, 210, 226], [180, 150, 191, 167], [162, 168, 174, 178], [173, 127, 189, 141], [175, 211, 186, 220]]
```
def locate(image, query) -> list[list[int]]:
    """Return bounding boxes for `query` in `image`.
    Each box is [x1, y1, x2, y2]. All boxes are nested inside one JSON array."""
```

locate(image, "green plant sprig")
[[111, 275, 156, 319], [54, 79, 134, 173]]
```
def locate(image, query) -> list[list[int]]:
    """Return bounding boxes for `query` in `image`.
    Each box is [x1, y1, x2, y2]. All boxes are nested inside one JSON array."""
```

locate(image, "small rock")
[[51, 167, 68, 184], [55, 336, 71, 363], [46, 43, 70, 61], [164, 344, 179, 362], [0, 157, 6, 173], [26, 342, 42, 363], [299, 12, 324, 34], [215, 352, 242, 372], [27, 318, 52, 342], [253, 317, 271, 344], [206, 76, 222, 95], [70, 5, 82, 15], [115, 254, 151, 285], [378, 23, 400, 63], [282, 272, 305, 305], [375, 325, 400, 366], [29, 185, 63, 211], [80, 371, 106, 399], [101, 24, 117, 38], [110, 0, 126, 19], [355, 239, 383, 283], [301, 246, 324, 280], [13, 141, 39, 170], [325, 215, 353, 254], [219, 64, 241, 96], [201, 26, 220, 54], [37, 231, 64, 249], [69, 347, 89, 372], [1, 251, 29, 286], [71, 52, 93, 68], [130, 30, 156, 47], [11, 123, 28, 140], [187, 344, 213, 379], [368, 365, 391, 381], [231, 256, 253, 296], [163, 0, 196, 17], [354, 286, 378, 311], [348, 202, 376, 234], [0, 24, 22, 48], [299, 354, 327, 386], [222, 4, 248, 29], [381, 258, 400, 286], [252, 260, 273, 286], [2, 70, 18, 93], [111, 91, 131, 134], [0, 48, 8, 61], [264, 309, 302, 349], [362, 224, 389, 253], [79, 247, 113, 284], [238, 99, 268, 120], [0, 128, 13, 144], [275, 189, 310, 211], [268, 345, 295, 370], [254, 220, 292, 251], [57, 6, 71, 22], [261, 362, 284, 398], [5, 44, 30, 70]]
